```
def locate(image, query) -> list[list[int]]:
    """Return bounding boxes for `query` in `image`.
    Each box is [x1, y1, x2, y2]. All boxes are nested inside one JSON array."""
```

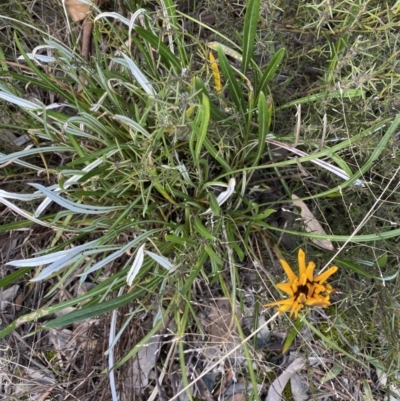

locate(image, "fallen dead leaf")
[[48, 328, 73, 352], [266, 357, 329, 401], [205, 298, 242, 340], [292, 194, 335, 251], [290, 373, 309, 401], [0, 285, 19, 310], [129, 335, 161, 393], [64, 0, 108, 22], [196, 299, 245, 396], [225, 394, 246, 401], [63, 0, 109, 60]]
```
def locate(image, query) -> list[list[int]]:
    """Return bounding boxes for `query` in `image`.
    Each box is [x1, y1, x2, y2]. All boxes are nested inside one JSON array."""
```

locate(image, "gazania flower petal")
[[277, 282, 294, 296], [306, 282, 315, 297], [263, 298, 295, 307], [299, 273, 307, 286], [315, 266, 338, 284], [305, 297, 330, 307], [298, 249, 306, 277], [279, 258, 297, 282], [306, 261, 316, 281], [297, 293, 307, 304], [278, 303, 293, 313], [290, 301, 303, 319], [291, 278, 299, 293], [324, 284, 334, 294], [313, 283, 325, 294]]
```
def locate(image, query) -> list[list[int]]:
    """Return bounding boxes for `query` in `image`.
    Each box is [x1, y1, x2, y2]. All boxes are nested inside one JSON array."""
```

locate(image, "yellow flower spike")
[[264, 249, 338, 319], [208, 51, 222, 95]]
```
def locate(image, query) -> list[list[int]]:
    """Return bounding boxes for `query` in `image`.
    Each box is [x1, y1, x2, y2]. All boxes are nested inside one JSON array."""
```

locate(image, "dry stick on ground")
[[64, 0, 109, 60], [81, 20, 93, 60]]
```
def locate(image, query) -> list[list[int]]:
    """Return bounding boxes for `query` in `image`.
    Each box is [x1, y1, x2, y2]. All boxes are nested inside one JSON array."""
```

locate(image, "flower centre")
[[294, 284, 310, 299]]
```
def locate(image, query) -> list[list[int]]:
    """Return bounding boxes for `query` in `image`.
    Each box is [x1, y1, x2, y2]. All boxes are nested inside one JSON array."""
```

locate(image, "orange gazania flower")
[[264, 249, 338, 319]]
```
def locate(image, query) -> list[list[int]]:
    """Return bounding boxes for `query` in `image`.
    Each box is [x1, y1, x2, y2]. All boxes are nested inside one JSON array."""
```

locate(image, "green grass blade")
[[252, 91, 271, 166], [304, 319, 369, 369], [194, 215, 216, 240], [0, 267, 31, 288], [203, 137, 231, 171], [277, 88, 363, 110], [241, 0, 261, 74], [135, 26, 181, 72], [194, 77, 227, 121], [195, 94, 210, 165], [217, 45, 246, 114], [44, 277, 163, 328], [335, 257, 398, 281], [268, 225, 400, 243], [161, 0, 188, 66], [258, 48, 285, 96]]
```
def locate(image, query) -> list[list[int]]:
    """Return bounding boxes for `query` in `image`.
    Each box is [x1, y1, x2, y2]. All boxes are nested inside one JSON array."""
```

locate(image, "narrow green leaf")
[[258, 48, 285, 95], [226, 220, 244, 261], [135, 26, 181, 72], [44, 278, 162, 328], [203, 137, 231, 171], [0, 46, 8, 71], [195, 94, 210, 164], [0, 267, 31, 288], [277, 89, 363, 111], [194, 77, 227, 121], [208, 192, 221, 215], [204, 245, 223, 266], [165, 235, 196, 247], [161, 0, 188, 65], [321, 365, 343, 384], [335, 257, 397, 281], [248, 208, 276, 220], [194, 215, 216, 240], [376, 253, 387, 268], [242, 0, 261, 74], [217, 46, 246, 114], [252, 91, 271, 166], [304, 319, 369, 369], [283, 317, 303, 354], [268, 224, 400, 244], [329, 153, 353, 177], [14, 35, 76, 104]]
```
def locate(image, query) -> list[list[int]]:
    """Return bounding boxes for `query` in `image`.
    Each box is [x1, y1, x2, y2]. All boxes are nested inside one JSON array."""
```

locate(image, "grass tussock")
[[1, 0, 400, 400]]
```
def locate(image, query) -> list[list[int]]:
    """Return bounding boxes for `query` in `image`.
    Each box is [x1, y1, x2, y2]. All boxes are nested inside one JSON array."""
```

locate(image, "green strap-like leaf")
[[135, 26, 181, 72], [258, 48, 285, 96], [194, 77, 227, 121], [252, 91, 271, 167], [44, 277, 163, 328], [217, 46, 246, 114], [242, 0, 261, 74], [194, 215, 216, 240], [195, 94, 210, 164]]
